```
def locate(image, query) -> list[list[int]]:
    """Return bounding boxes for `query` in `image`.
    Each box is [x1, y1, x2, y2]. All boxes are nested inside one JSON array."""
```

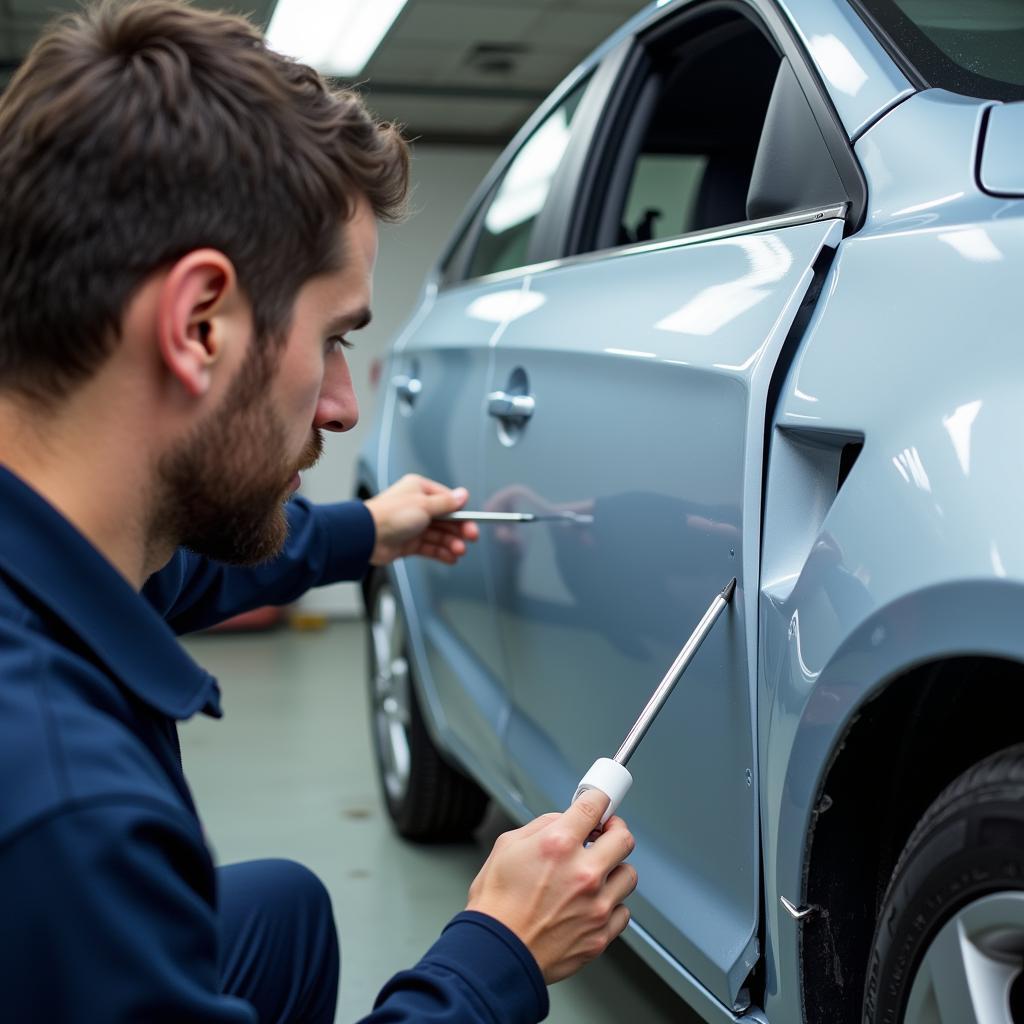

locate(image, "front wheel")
[[864, 745, 1024, 1023], [365, 573, 488, 841]]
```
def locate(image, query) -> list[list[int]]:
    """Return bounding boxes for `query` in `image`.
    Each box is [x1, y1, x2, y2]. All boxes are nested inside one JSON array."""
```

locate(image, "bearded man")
[[0, 2, 637, 1022]]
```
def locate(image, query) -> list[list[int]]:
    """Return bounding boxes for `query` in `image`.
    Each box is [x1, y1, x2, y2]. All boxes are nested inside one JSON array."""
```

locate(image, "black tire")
[[365, 572, 488, 841], [864, 744, 1024, 1023]]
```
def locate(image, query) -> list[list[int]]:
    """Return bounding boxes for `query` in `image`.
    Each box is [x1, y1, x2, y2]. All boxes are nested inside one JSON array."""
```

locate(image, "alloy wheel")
[[904, 892, 1024, 1024], [369, 583, 412, 802]]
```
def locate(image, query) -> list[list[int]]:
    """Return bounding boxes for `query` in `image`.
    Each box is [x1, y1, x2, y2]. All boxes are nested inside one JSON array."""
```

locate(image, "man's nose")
[[314, 360, 359, 433]]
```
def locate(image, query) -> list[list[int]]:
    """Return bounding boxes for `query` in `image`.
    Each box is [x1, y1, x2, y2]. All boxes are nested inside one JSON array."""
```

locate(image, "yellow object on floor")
[[289, 611, 329, 631]]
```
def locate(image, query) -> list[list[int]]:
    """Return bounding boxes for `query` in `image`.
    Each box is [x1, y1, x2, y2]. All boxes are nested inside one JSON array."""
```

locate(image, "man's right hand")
[[465, 793, 637, 983]]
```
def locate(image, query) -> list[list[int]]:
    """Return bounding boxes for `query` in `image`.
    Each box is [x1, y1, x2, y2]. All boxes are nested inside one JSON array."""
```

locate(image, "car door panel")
[[483, 216, 844, 1008], [383, 283, 517, 785]]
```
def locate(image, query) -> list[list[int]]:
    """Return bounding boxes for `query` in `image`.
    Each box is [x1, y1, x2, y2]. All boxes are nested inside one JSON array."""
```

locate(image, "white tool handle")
[[571, 758, 633, 825]]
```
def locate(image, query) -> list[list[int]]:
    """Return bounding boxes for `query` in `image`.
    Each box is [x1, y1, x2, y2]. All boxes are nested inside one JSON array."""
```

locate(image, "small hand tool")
[[439, 510, 594, 524], [572, 578, 737, 825]]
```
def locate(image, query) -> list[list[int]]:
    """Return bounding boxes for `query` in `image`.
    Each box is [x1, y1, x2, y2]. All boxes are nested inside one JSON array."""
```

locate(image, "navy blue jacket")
[[0, 465, 548, 1023]]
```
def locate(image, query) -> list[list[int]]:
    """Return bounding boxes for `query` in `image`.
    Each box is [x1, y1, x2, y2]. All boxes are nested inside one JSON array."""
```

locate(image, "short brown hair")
[[0, 0, 409, 402]]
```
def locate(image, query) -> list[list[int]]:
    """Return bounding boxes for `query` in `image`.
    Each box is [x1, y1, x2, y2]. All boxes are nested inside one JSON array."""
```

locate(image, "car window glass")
[[854, 0, 1024, 100], [593, 14, 781, 251], [467, 83, 586, 279], [439, 216, 478, 287], [621, 153, 708, 244]]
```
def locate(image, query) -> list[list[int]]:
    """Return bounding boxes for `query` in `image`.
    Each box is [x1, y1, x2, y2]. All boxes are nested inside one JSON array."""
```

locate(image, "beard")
[[155, 346, 324, 566]]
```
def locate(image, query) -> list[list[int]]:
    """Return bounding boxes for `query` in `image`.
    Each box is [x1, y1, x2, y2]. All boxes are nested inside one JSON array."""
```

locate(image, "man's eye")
[[325, 336, 352, 354]]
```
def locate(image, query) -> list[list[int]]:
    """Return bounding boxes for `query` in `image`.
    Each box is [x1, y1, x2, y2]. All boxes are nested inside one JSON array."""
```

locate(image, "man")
[[0, 2, 637, 1022]]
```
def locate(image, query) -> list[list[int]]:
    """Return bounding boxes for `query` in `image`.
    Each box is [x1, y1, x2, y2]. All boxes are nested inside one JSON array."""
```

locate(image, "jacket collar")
[[0, 465, 221, 720]]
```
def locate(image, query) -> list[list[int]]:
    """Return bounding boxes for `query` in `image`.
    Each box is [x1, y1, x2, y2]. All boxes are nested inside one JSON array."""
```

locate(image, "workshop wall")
[[297, 143, 501, 617]]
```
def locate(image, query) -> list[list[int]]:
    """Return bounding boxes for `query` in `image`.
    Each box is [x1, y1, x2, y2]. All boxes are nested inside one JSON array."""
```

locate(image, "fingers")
[[604, 863, 638, 905], [562, 790, 611, 842], [427, 520, 477, 542], [589, 815, 635, 871], [419, 481, 468, 513], [413, 475, 448, 495], [410, 533, 476, 564], [606, 903, 631, 942]]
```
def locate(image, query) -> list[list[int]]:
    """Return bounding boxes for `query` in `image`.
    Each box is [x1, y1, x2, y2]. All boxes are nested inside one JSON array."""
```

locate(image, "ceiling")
[[0, 0, 649, 145]]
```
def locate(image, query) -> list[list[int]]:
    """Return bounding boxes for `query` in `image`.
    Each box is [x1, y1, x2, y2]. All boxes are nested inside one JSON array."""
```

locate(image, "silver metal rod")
[[613, 578, 737, 766], [439, 510, 594, 524], [439, 511, 536, 522]]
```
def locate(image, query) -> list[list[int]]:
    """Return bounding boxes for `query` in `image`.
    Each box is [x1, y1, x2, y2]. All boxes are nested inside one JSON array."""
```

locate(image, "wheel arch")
[[782, 583, 1024, 1023]]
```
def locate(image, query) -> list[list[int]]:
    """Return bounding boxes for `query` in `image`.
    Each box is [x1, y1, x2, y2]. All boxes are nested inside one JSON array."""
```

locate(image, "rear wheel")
[[365, 573, 488, 841], [864, 745, 1024, 1023]]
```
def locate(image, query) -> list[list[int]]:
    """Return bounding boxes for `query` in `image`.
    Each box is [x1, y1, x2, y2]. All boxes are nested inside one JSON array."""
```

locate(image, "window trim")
[[845, 0, 928, 92], [438, 202, 847, 293]]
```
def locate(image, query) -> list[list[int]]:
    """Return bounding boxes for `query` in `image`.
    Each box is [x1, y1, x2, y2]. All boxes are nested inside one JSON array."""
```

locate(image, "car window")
[[587, 12, 782, 252], [620, 153, 708, 244], [466, 82, 586, 280], [854, 0, 1024, 101], [438, 215, 478, 288]]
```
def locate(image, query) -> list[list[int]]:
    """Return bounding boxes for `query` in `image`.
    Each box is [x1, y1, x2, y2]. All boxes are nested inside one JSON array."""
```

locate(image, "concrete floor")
[[181, 621, 704, 1024]]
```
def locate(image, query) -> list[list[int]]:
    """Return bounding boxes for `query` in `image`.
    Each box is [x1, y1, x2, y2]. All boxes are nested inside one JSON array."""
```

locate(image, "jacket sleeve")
[[362, 912, 549, 1024], [142, 497, 375, 634], [1, 800, 256, 1024]]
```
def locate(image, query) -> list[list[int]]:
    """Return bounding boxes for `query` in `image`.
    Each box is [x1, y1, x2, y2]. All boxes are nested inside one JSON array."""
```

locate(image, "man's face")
[[157, 200, 377, 564]]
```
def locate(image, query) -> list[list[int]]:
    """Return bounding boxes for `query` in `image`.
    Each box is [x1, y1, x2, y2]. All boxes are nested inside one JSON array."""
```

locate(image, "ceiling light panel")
[[266, 0, 409, 76]]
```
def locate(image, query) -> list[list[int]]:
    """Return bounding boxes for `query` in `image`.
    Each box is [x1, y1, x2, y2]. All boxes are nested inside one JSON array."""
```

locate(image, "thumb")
[[425, 486, 468, 517], [563, 788, 610, 841]]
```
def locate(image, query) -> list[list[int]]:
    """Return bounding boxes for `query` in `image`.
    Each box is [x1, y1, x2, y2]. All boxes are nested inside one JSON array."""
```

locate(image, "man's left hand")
[[364, 474, 479, 566]]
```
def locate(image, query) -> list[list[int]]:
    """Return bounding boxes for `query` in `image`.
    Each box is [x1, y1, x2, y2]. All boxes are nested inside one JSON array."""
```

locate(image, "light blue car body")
[[356, 1, 1024, 1020]]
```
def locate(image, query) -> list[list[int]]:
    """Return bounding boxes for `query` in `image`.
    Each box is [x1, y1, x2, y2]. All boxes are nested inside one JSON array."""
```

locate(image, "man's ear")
[[156, 249, 242, 398]]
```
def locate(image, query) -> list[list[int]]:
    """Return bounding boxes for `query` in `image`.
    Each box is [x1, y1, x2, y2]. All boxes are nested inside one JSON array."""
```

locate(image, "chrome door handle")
[[487, 390, 535, 420], [392, 374, 422, 403]]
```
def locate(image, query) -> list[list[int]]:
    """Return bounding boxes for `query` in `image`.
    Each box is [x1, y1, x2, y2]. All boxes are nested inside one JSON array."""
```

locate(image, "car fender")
[[757, 92, 1024, 1016]]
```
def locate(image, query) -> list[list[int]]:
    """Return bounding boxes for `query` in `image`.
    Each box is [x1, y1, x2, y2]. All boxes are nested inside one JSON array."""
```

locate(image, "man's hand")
[[466, 793, 637, 984], [364, 474, 479, 567]]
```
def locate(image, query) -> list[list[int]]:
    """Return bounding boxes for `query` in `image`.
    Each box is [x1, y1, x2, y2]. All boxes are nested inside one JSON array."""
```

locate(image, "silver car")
[[357, 1, 1024, 1021]]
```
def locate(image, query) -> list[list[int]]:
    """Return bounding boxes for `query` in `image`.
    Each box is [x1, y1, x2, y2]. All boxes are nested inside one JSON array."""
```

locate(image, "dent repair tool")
[[440, 510, 594, 525], [573, 578, 737, 825]]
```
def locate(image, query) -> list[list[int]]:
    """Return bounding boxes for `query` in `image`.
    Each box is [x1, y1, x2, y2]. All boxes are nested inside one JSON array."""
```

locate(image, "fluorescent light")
[[266, 0, 409, 76]]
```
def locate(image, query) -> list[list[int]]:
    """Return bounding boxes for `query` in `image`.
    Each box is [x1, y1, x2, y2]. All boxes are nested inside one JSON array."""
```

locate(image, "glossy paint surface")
[[478, 218, 841, 1009], [772, 0, 913, 137], [356, 4, 1024, 1022], [759, 88, 1024, 1022], [379, 281, 524, 800]]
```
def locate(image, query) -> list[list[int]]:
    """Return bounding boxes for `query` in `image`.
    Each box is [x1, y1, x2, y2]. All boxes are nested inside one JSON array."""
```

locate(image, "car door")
[[380, 71, 599, 796], [480, 5, 856, 1011], [381, 283, 516, 790]]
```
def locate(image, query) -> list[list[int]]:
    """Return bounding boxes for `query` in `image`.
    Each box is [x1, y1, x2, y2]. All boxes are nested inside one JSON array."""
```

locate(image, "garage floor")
[[181, 621, 703, 1024]]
